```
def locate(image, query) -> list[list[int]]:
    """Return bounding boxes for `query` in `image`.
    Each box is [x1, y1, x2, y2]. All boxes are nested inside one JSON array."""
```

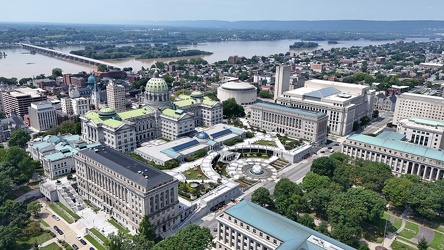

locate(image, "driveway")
[[40, 204, 94, 250]]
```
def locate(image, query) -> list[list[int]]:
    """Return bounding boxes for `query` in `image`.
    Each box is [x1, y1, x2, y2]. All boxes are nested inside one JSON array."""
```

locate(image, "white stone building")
[[277, 79, 375, 135], [107, 81, 126, 113], [273, 65, 291, 101], [342, 131, 444, 181], [216, 200, 354, 250], [74, 145, 180, 234], [397, 117, 444, 150], [217, 79, 257, 105], [28, 101, 58, 131], [251, 102, 328, 145], [392, 93, 444, 125]]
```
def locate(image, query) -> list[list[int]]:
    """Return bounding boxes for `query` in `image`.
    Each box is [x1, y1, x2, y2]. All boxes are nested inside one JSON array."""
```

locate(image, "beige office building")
[[397, 117, 444, 150], [28, 101, 58, 131], [251, 102, 328, 145], [392, 93, 444, 125], [74, 145, 180, 234], [107, 81, 126, 113]]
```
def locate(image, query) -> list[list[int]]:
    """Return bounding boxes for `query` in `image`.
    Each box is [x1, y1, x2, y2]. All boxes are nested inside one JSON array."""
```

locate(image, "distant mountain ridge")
[[135, 20, 444, 34]]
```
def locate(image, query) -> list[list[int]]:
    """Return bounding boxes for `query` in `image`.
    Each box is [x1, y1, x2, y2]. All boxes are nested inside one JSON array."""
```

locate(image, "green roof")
[[347, 134, 444, 162], [225, 201, 354, 250], [119, 107, 153, 120], [146, 77, 168, 92], [254, 102, 326, 118], [162, 108, 182, 118], [409, 117, 444, 127], [376, 131, 405, 141]]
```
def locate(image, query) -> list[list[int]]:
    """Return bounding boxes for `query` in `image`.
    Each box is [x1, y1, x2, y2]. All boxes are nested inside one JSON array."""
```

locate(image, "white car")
[[76, 235, 82, 241]]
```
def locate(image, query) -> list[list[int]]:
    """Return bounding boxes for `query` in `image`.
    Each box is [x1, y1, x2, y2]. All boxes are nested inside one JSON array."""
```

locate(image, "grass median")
[[49, 204, 74, 224], [56, 202, 81, 220], [108, 219, 130, 234]]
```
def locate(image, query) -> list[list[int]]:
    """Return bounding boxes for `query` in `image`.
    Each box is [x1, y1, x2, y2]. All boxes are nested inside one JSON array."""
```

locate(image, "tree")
[[383, 177, 413, 208], [51, 68, 63, 78], [298, 214, 316, 229], [311, 157, 337, 178], [350, 161, 393, 193], [8, 129, 30, 148], [138, 215, 157, 242], [418, 237, 429, 250], [273, 178, 302, 199], [258, 90, 273, 98], [372, 110, 379, 118], [317, 220, 329, 235], [27, 201, 42, 218], [153, 225, 213, 250], [175, 89, 191, 97], [97, 64, 108, 72], [222, 98, 245, 118], [251, 187, 274, 207]]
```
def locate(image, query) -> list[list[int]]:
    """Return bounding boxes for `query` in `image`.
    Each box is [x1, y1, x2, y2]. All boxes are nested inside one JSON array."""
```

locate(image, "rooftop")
[[254, 102, 326, 118], [224, 200, 354, 250], [398, 92, 444, 101], [77, 145, 173, 188], [85, 107, 153, 128], [173, 95, 218, 108], [220, 80, 256, 91], [407, 117, 444, 127], [347, 134, 444, 162], [376, 131, 406, 141]]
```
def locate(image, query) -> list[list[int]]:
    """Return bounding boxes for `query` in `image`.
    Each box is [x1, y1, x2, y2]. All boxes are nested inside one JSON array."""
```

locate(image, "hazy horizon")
[[2, 0, 443, 24]]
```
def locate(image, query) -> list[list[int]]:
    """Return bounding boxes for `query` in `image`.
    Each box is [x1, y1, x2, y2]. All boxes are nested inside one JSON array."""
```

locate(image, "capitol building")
[[81, 73, 223, 152]]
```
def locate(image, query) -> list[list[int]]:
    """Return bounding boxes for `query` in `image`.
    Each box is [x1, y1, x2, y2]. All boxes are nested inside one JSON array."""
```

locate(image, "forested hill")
[[139, 20, 444, 34]]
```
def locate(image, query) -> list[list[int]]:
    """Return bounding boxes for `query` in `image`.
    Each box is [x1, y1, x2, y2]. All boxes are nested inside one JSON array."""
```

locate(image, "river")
[[0, 38, 432, 79]]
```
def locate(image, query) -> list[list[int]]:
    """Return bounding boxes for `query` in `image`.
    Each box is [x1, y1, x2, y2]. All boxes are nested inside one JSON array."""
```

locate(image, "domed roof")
[[220, 80, 256, 91], [98, 106, 117, 117], [190, 90, 204, 98], [196, 131, 210, 140], [87, 74, 96, 84], [145, 77, 168, 93]]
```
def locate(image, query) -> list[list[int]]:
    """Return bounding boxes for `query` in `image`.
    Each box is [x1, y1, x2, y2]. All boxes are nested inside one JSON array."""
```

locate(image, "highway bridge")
[[20, 43, 122, 70]]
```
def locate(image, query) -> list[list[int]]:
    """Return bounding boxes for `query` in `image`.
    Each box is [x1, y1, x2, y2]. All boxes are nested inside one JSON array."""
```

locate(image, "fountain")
[[250, 164, 264, 175]]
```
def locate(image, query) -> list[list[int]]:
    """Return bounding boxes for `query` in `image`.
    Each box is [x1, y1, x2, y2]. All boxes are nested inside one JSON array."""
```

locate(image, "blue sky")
[[1, 0, 443, 23]]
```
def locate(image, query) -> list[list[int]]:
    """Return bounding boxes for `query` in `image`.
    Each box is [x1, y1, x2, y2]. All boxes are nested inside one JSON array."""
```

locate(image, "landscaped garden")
[[56, 202, 81, 220], [276, 134, 303, 150], [85, 234, 106, 250], [183, 166, 208, 180], [108, 219, 130, 234], [178, 181, 219, 200], [391, 240, 416, 250], [253, 140, 277, 147], [398, 221, 419, 239]]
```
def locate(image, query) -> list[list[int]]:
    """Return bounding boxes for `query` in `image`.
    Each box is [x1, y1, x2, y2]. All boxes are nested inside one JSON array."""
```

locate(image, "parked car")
[[72, 244, 79, 250], [80, 239, 87, 245], [90, 248, 95, 250], [52, 215, 60, 221], [53, 225, 59, 231], [57, 229, 64, 235], [76, 235, 82, 241]]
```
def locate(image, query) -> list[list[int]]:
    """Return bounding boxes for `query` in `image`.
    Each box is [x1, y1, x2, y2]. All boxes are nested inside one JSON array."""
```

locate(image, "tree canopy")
[[251, 187, 274, 208], [8, 129, 30, 148], [222, 98, 245, 118]]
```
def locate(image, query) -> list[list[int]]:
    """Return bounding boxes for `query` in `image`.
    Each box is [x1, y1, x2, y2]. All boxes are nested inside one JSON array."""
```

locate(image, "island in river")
[[70, 44, 212, 60], [289, 42, 319, 49]]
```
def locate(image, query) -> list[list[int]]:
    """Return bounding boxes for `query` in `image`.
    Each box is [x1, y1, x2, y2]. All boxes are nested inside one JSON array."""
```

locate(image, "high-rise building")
[[107, 81, 126, 113], [2, 87, 47, 117], [392, 93, 444, 125], [28, 101, 58, 131], [273, 65, 290, 101], [74, 145, 180, 234]]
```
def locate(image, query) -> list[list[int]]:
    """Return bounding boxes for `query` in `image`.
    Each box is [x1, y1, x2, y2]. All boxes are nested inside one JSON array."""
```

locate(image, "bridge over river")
[[20, 43, 121, 70]]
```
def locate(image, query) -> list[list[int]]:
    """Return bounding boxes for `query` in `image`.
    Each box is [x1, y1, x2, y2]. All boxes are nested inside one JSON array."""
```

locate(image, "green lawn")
[[49, 204, 74, 224], [90, 228, 109, 244], [392, 218, 403, 232], [430, 232, 444, 250], [16, 232, 53, 250], [438, 227, 444, 234], [391, 240, 417, 250], [40, 242, 62, 250], [253, 140, 277, 147], [183, 167, 208, 180], [56, 202, 81, 220], [398, 221, 419, 239], [85, 235, 106, 250], [40, 219, 50, 227], [108, 219, 130, 234]]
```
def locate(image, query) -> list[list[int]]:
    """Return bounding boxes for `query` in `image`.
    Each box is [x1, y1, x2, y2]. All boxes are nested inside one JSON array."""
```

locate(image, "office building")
[[277, 79, 375, 135], [251, 102, 328, 145], [2, 87, 47, 117], [273, 65, 291, 101], [216, 200, 354, 250], [392, 93, 444, 125], [107, 81, 126, 113], [28, 101, 58, 131], [342, 131, 444, 181], [74, 145, 180, 234], [397, 117, 444, 150]]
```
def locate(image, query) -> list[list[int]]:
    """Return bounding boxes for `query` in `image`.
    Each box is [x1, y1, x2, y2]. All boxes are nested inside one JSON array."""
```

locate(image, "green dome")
[[146, 77, 168, 93], [98, 106, 117, 118], [190, 90, 204, 98]]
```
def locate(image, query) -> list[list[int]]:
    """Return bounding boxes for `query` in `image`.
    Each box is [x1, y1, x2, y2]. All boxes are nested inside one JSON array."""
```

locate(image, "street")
[[40, 203, 93, 250], [363, 110, 394, 135]]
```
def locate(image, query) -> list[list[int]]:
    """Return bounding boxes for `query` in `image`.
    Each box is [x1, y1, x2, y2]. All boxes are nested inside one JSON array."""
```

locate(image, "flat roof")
[[398, 92, 444, 101], [77, 145, 173, 188], [408, 117, 444, 127], [254, 102, 325, 118], [347, 134, 444, 162], [173, 95, 218, 108], [304, 87, 341, 99], [376, 131, 406, 141], [224, 201, 354, 250]]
